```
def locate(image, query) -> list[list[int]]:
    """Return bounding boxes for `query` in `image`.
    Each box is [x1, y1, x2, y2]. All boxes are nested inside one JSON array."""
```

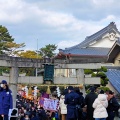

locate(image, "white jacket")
[[93, 94, 108, 118], [59, 95, 67, 114]]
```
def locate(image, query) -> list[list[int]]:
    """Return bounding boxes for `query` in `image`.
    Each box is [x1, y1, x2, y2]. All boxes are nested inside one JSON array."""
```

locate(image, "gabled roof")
[[78, 22, 119, 48], [106, 69, 120, 93], [60, 22, 119, 52], [107, 39, 120, 62], [57, 22, 120, 62]]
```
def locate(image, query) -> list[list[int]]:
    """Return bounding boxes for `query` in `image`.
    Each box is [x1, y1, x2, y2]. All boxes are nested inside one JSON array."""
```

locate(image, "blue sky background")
[[1, 0, 120, 52]]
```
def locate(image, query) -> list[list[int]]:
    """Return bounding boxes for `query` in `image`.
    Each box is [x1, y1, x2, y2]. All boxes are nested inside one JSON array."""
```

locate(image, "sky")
[[1, 0, 120, 52]]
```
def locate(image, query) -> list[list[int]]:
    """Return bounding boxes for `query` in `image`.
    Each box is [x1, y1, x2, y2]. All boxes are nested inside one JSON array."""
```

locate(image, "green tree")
[[0, 67, 10, 75], [84, 69, 93, 74], [0, 25, 25, 55], [0, 25, 14, 54], [19, 67, 36, 76], [39, 44, 57, 58], [96, 67, 109, 86], [5, 42, 25, 56], [17, 50, 42, 76], [17, 50, 41, 59]]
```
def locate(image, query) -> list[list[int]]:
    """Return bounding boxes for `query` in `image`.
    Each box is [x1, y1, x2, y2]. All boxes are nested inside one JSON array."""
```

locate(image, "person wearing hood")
[[92, 90, 108, 120], [0, 80, 13, 120]]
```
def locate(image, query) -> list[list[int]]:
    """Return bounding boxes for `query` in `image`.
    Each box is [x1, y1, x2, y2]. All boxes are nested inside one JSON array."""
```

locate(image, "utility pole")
[[36, 39, 38, 77]]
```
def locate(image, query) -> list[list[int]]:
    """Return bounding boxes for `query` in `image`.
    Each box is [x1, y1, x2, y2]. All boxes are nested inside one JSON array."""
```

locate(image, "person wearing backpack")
[[107, 90, 120, 120]]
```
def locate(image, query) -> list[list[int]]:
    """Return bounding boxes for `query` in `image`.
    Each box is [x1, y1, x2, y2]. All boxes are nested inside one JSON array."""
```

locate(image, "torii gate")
[[0, 55, 101, 107]]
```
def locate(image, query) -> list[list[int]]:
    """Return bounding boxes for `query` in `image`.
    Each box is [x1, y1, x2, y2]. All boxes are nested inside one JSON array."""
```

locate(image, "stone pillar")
[[76, 69, 85, 96], [9, 66, 18, 108]]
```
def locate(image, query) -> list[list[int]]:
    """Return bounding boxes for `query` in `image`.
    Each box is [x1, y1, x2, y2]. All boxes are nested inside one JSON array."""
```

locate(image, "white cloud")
[[0, 0, 83, 32], [1, 0, 120, 52], [57, 40, 79, 49], [0, 0, 26, 23], [100, 15, 116, 22], [92, 0, 114, 6]]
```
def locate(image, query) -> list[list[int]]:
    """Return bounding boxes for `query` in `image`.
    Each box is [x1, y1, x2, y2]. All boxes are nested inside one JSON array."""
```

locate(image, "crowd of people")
[[16, 94, 59, 120], [0, 80, 120, 120], [63, 86, 120, 120]]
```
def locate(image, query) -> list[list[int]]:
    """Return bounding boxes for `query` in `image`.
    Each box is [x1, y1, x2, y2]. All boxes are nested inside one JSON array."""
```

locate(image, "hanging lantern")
[[79, 84, 84, 89], [46, 86, 51, 94]]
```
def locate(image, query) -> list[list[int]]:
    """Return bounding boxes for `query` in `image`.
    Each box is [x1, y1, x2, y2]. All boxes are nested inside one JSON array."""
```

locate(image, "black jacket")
[[85, 92, 97, 120], [107, 97, 119, 112]]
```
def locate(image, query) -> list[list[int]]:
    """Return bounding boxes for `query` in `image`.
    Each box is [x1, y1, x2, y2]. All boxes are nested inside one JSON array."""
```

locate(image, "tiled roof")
[[62, 22, 119, 51], [61, 47, 110, 56], [106, 69, 120, 93], [58, 22, 119, 58], [79, 22, 119, 48]]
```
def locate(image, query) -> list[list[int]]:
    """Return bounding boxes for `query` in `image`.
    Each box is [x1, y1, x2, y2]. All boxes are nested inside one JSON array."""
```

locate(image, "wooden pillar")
[[9, 66, 18, 108]]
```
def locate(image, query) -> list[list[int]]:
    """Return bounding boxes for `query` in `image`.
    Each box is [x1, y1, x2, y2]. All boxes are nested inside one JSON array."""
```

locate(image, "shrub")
[[105, 78, 109, 81], [101, 66, 107, 72], [84, 69, 93, 74], [97, 72, 106, 78], [101, 79, 104, 86], [91, 73, 96, 77], [99, 86, 110, 91]]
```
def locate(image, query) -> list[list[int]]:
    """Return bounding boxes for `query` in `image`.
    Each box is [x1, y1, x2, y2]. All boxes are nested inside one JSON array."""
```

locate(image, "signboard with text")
[[43, 98, 59, 111]]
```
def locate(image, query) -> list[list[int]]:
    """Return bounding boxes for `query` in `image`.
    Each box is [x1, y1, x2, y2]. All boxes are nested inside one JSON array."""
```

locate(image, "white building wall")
[[91, 38, 116, 48], [91, 32, 120, 48]]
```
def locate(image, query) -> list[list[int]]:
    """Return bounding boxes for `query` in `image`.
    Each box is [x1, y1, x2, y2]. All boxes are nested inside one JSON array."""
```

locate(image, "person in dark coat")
[[64, 86, 80, 120], [107, 90, 120, 120], [85, 87, 97, 120], [74, 87, 85, 120], [30, 112, 38, 120], [0, 80, 13, 120]]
